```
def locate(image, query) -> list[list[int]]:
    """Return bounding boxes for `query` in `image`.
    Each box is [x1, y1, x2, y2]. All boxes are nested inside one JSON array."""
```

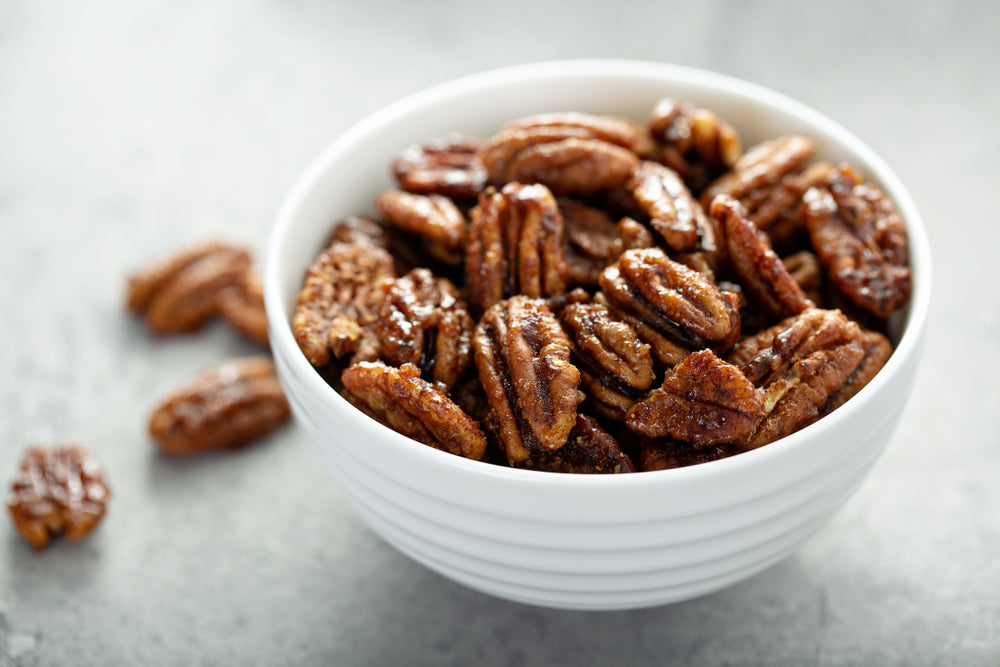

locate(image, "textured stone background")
[[1, 1, 998, 665]]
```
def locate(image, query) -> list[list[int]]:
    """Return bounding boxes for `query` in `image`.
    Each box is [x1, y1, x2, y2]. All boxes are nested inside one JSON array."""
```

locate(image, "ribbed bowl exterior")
[[265, 61, 931, 610]]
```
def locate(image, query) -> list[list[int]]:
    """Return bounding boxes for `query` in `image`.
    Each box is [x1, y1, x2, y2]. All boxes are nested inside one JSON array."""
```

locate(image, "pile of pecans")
[[293, 100, 912, 474]]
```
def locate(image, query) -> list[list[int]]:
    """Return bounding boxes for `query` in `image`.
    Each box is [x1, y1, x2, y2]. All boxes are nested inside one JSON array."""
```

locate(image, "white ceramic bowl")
[[264, 60, 931, 610]]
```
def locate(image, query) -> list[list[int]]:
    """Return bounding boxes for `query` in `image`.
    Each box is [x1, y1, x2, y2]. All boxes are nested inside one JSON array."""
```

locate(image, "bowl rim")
[[265, 58, 932, 491]]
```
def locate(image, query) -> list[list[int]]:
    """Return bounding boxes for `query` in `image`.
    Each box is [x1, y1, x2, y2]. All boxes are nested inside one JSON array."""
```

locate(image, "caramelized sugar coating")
[[627, 160, 716, 254], [392, 133, 487, 199], [520, 414, 635, 473], [375, 190, 468, 252], [639, 438, 743, 472], [7, 445, 110, 550], [217, 267, 269, 346], [647, 97, 742, 194]]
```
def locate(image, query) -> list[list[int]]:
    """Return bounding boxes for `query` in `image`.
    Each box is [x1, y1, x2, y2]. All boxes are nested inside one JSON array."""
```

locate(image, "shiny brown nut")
[[559, 299, 655, 420], [559, 198, 628, 286], [217, 268, 269, 346], [599, 248, 741, 366], [473, 296, 584, 465], [782, 250, 823, 305], [375, 190, 467, 252], [746, 161, 851, 246], [639, 438, 743, 471], [647, 97, 742, 194], [376, 268, 474, 389], [7, 445, 110, 550], [391, 133, 487, 199], [522, 414, 635, 473], [127, 241, 252, 335], [465, 183, 569, 314], [627, 161, 715, 254], [504, 137, 641, 196], [148, 356, 291, 456], [625, 350, 765, 447], [710, 194, 812, 319], [341, 362, 487, 460], [329, 216, 390, 248], [820, 328, 893, 416], [617, 216, 656, 251], [292, 240, 396, 366], [803, 171, 912, 318]]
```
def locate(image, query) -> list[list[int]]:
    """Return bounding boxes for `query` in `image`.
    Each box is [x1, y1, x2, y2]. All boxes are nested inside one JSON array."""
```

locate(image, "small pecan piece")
[[127, 241, 252, 334], [392, 133, 487, 199], [375, 190, 467, 253], [628, 161, 715, 254], [804, 171, 911, 318], [710, 194, 812, 319], [292, 240, 396, 366], [599, 248, 741, 366], [559, 299, 654, 420], [376, 268, 474, 389], [341, 362, 487, 460], [522, 415, 635, 473], [473, 296, 584, 465], [639, 438, 743, 471], [625, 350, 765, 447], [218, 268, 269, 346], [465, 183, 569, 313], [648, 97, 742, 194], [7, 445, 110, 550]]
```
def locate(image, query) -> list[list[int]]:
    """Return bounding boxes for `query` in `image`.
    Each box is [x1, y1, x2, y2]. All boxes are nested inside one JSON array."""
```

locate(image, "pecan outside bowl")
[[264, 60, 931, 610]]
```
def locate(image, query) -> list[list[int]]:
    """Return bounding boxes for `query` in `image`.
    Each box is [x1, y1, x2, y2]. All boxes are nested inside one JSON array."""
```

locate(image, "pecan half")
[[127, 242, 252, 334], [710, 194, 812, 319], [7, 445, 110, 550], [648, 98, 742, 194], [375, 190, 467, 253], [803, 171, 911, 318], [599, 248, 741, 366], [218, 267, 269, 346], [522, 414, 635, 473], [465, 183, 569, 313], [625, 350, 765, 446], [559, 198, 628, 286], [820, 328, 893, 416], [392, 133, 487, 199], [559, 299, 654, 420], [376, 268, 474, 389], [639, 438, 743, 472], [148, 356, 291, 456], [473, 296, 584, 465], [341, 362, 487, 460], [747, 161, 851, 246], [292, 240, 396, 366], [627, 161, 715, 254], [782, 250, 823, 305]]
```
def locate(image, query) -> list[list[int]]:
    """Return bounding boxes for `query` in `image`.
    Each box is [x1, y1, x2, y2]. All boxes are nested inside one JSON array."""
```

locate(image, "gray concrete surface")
[[1, 1, 998, 665]]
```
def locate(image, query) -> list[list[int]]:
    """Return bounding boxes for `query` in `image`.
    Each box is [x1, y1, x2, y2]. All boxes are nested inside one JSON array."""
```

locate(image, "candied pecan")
[[559, 299, 654, 420], [473, 296, 584, 465], [217, 268, 268, 346], [804, 171, 911, 318], [148, 356, 290, 455], [392, 133, 487, 199], [329, 216, 389, 248], [375, 190, 467, 252], [648, 98, 742, 194], [710, 194, 812, 319], [747, 161, 852, 246], [559, 198, 627, 286], [617, 216, 655, 251], [820, 329, 893, 416], [341, 362, 487, 460], [376, 268, 474, 388], [127, 241, 252, 335], [599, 248, 741, 366], [521, 415, 635, 473], [783, 250, 823, 305], [625, 350, 765, 447], [465, 183, 569, 313], [7, 445, 109, 550], [639, 438, 743, 471], [292, 240, 396, 366], [627, 161, 715, 254]]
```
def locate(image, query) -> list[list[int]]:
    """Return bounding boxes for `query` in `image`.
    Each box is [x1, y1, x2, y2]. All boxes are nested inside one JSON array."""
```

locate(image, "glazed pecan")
[[648, 97, 742, 194], [292, 239, 396, 366], [473, 296, 584, 465], [148, 356, 290, 455], [478, 112, 641, 195], [820, 328, 893, 416], [329, 216, 390, 248], [627, 161, 715, 254], [465, 183, 569, 313], [218, 268, 268, 346], [376, 268, 474, 389], [392, 133, 487, 199], [599, 248, 741, 366], [639, 438, 743, 472], [625, 350, 765, 446], [803, 170, 911, 318], [747, 161, 850, 246], [127, 241, 252, 334], [559, 299, 654, 420], [710, 194, 812, 319], [522, 414, 635, 473], [782, 250, 823, 305], [7, 445, 109, 550], [375, 190, 467, 253], [341, 362, 487, 460], [559, 198, 627, 286], [617, 216, 656, 251]]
